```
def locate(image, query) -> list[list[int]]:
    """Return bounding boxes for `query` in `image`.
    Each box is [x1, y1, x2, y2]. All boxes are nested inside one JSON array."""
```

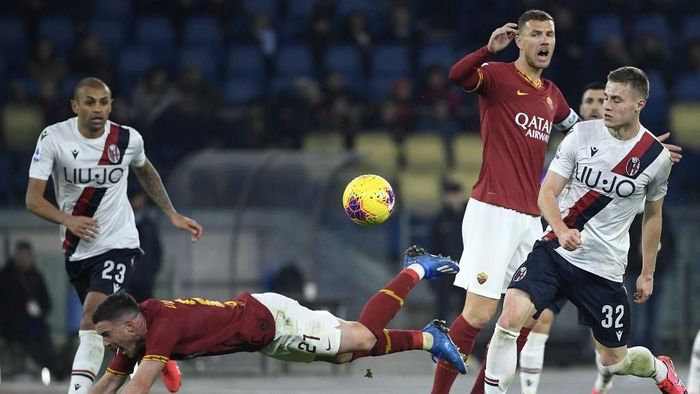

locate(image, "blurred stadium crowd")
[[0, 0, 699, 207]]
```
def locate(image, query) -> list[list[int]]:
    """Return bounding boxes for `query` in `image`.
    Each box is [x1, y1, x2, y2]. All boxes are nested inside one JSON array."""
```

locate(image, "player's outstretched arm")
[[89, 371, 126, 394], [26, 178, 100, 241], [132, 158, 203, 242], [657, 132, 683, 163], [119, 360, 164, 394]]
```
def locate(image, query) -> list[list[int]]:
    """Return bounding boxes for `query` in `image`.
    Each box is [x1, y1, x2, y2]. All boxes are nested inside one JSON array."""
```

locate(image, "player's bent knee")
[[462, 293, 500, 328]]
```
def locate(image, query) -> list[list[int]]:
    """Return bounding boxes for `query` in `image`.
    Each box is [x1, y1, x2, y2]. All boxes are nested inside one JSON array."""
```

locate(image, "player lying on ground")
[[89, 246, 468, 394]]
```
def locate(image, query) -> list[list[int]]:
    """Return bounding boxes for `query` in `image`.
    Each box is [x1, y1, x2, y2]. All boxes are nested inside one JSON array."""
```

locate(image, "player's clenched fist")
[[556, 228, 582, 251], [487, 22, 518, 53]]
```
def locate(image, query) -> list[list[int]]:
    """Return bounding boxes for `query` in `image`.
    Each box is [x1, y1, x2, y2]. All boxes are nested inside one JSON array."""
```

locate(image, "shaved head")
[[73, 77, 111, 100]]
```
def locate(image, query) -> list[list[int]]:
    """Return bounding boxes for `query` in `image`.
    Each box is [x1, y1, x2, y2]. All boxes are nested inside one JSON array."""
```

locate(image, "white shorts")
[[252, 293, 342, 363], [453, 198, 542, 299]]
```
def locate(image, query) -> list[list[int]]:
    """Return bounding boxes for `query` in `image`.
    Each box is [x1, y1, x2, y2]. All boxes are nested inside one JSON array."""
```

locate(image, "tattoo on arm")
[[133, 159, 176, 215]]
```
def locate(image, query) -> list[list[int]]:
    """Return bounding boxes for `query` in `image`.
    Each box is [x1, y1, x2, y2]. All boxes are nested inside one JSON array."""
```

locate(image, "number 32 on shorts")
[[601, 304, 624, 328]]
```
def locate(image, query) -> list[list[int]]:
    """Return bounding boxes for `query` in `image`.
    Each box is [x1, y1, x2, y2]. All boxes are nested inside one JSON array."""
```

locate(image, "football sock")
[[594, 350, 614, 393], [431, 314, 480, 394], [472, 327, 531, 394], [484, 325, 519, 394], [599, 346, 666, 383], [689, 329, 700, 394], [357, 269, 419, 337], [352, 330, 424, 359], [68, 330, 104, 394], [519, 332, 549, 394]]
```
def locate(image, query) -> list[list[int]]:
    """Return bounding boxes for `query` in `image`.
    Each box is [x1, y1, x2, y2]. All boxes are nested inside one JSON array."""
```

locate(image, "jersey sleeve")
[[448, 46, 494, 94], [548, 126, 581, 178], [106, 349, 138, 377], [646, 151, 672, 202], [129, 128, 147, 167], [28, 128, 57, 180]]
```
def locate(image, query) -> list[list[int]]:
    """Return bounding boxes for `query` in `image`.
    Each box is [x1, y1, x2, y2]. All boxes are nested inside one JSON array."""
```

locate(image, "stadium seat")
[[354, 131, 399, 177], [633, 14, 673, 49], [38, 16, 75, 56], [446, 167, 479, 197], [373, 44, 411, 77], [403, 133, 448, 171], [1, 101, 44, 153], [178, 46, 220, 82], [398, 170, 441, 212], [276, 44, 314, 78], [87, 19, 127, 55], [93, 0, 133, 20], [242, 0, 278, 19], [368, 75, 395, 102], [223, 77, 264, 105], [682, 15, 700, 42], [324, 44, 363, 77], [335, 0, 373, 17], [226, 45, 265, 79], [419, 41, 455, 71], [674, 72, 700, 101], [183, 16, 222, 49], [452, 132, 483, 172], [302, 130, 346, 152], [670, 102, 700, 150], [640, 71, 669, 133], [134, 17, 176, 62], [586, 14, 623, 51], [116, 46, 155, 93], [0, 16, 27, 70], [288, 0, 317, 20]]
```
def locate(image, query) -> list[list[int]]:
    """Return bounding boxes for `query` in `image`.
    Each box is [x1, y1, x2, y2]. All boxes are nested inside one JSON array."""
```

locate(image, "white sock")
[[594, 350, 614, 393], [519, 332, 548, 394], [600, 347, 666, 383], [484, 324, 519, 394], [407, 263, 425, 279], [68, 330, 105, 394], [688, 329, 700, 394]]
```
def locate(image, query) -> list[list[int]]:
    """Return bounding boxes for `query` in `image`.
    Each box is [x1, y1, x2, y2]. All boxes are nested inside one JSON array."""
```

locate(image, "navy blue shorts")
[[508, 242, 630, 348], [65, 248, 140, 303], [547, 298, 568, 315]]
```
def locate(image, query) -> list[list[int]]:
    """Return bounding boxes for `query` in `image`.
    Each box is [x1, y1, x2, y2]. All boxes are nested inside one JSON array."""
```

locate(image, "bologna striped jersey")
[[544, 119, 672, 282], [28, 117, 146, 261]]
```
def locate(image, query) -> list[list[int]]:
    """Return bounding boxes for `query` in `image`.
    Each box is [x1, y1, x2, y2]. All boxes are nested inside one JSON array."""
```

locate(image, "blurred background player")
[[0, 240, 63, 381], [431, 10, 580, 393], [128, 190, 163, 302], [25, 77, 203, 394], [483, 66, 685, 394], [89, 246, 467, 393], [429, 180, 467, 320]]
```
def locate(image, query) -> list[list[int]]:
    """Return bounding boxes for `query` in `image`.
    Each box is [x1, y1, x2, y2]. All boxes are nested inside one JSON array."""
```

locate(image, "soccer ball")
[[342, 174, 395, 225]]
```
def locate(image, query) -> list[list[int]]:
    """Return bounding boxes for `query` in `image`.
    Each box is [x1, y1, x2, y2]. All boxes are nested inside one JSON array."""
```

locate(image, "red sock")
[[469, 327, 532, 394], [352, 330, 423, 360], [431, 315, 481, 394], [358, 269, 420, 337]]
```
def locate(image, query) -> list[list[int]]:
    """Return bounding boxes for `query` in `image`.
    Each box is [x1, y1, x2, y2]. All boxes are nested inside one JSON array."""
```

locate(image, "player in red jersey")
[[89, 246, 468, 393], [430, 10, 578, 393]]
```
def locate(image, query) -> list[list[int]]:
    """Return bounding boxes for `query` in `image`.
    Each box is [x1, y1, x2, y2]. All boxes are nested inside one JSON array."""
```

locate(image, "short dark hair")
[[73, 77, 110, 100], [607, 66, 649, 99], [582, 82, 606, 93], [518, 9, 554, 32], [92, 292, 140, 325]]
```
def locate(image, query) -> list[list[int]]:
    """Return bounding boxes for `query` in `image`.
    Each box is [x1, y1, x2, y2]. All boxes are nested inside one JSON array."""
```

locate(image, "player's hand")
[[656, 132, 682, 163], [555, 228, 582, 251], [487, 23, 518, 53], [634, 275, 654, 304], [64, 215, 100, 241], [169, 212, 203, 242]]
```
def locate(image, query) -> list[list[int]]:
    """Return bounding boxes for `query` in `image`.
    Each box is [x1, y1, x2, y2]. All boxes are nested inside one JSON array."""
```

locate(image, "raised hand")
[[487, 23, 518, 53]]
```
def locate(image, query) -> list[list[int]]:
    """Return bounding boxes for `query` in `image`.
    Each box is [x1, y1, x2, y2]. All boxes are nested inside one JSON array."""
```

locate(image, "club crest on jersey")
[[625, 157, 641, 177], [476, 272, 488, 284], [512, 267, 527, 282], [546, 96, 553, 110], [107, 144, 121, 164]]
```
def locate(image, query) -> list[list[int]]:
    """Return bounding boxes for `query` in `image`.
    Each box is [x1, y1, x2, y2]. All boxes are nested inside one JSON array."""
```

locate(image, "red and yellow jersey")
[[450, 47, 572, 215], [106, 292, 275, 376]]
